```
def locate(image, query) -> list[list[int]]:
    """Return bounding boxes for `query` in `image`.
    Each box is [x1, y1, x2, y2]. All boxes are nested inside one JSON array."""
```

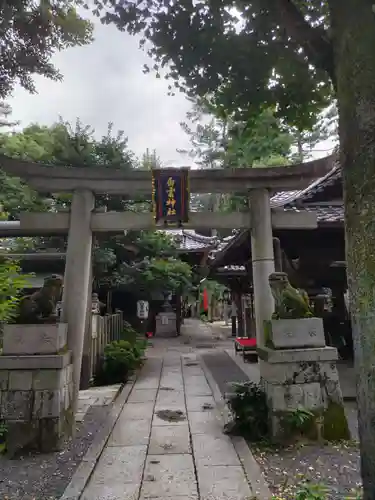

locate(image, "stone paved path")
[[76, 384, 122, 422], [81, 338, 255, 499]]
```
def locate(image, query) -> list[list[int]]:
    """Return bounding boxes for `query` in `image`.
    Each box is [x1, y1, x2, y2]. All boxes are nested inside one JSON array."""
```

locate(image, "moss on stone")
[[322, 401, 351, 441], [263, 320, 275, 348]]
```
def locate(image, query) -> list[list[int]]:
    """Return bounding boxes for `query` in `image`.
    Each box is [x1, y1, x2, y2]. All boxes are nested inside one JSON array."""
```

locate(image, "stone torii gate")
[[0, 154, 333, 413]]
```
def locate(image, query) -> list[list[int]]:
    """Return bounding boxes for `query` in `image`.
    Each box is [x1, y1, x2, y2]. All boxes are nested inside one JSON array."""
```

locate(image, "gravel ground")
[[0, 405, 109, 500], [202, 350, 362, 497], [253, 441, 361, 498]]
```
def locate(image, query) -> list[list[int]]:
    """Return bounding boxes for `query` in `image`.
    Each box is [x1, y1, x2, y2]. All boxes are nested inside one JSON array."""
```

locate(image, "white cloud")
[[7, 17, 336, 168], [8, 20, 193, 166]]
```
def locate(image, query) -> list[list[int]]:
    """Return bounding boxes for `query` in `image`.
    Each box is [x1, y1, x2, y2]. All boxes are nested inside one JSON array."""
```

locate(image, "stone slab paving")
[[76, 384, 122, 422], [81, 344, 254, 500]]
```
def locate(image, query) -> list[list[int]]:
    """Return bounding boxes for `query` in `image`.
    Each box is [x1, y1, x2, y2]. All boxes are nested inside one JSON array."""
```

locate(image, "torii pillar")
[[61, 189, 94, 415], [250, 189, 275, 346]]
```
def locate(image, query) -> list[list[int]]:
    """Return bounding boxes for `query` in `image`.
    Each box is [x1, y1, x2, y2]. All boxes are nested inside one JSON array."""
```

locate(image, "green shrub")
[[94, 339, 146, 386], [224, 381, 269, 441], [121, 321, 138, 343]]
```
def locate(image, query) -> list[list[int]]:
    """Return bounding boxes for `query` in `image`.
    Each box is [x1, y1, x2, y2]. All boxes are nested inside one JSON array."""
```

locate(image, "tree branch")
[[269, 0, 336, 90]]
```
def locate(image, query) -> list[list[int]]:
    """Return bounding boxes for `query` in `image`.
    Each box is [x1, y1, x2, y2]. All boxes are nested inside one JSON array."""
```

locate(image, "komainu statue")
[[15, 274, 64, 324], [268, 272, 313, 319]]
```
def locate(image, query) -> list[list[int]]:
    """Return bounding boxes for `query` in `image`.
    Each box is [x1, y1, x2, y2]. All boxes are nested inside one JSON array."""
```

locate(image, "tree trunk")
[[330, 0, 375, 495]]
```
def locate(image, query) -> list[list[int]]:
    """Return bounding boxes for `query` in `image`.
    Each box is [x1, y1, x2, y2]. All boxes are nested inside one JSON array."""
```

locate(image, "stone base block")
[[155, 312, 177, 338], [3, 323, 68, 355], [6, 414, 73, 456], [0, 358, 74, 454], [257, 345, 338, 363], [259, 347, 350, 442], [265, 317, 325, 349]]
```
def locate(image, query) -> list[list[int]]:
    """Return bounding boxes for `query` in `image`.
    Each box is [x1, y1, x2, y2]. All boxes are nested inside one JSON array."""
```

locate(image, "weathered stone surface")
[[197, 465, 252, 500], [3, 323, 68, 355], [8, 371, 33, 391], [40, 417, 66, 452], [266, 382, 323, 411], [66, 363, 73, 384], [148, 424, 190, 454], [2, 390, 33, 420], [127, 389, 157, 403], [186, 395, 216, 412], [108, 419, 151, 447], [33, 389, 63, 418], [156, 389, 185, 406], [6, 420, 40, 457], [269, 317, 325, 349], [119, 402, 154, 421], [0, 351, 71, 370], [141, 454, 197, 498], [32, 368, 65, 390], [192, 434, 241, 466], [82, 483, 141, 500], [0, 371, 9, 390], [185, 382, 212, 397], [257, 346, 338, 364], [259, 359, 341, 385], [87, 446, 147, 486], [188, 410, 222, 435]]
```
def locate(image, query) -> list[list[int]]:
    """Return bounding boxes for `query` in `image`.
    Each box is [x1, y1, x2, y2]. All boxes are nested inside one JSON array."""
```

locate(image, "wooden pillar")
[[61, 189, 94, 414], [250, 189, 275, 346]]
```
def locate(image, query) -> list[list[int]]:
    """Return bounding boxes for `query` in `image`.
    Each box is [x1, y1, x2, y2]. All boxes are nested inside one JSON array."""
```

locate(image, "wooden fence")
[[89, 311, 123, 382]]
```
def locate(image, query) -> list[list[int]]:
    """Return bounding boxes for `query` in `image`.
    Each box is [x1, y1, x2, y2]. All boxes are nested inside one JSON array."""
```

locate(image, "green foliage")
[[272, 481, 362, 500], [0, 259, 32, 323], [0, 421, 7, 454], [98, 0, 333, 129], [273, 482, 329, 500], [0, 119, 190, 294], [121, 321, 139, 344], [281, 408, 315, 434], [94, 339, 146, 386], [0, 0, 93, 99], [135, 257, 192, 294], [224, 381, 269, 442]]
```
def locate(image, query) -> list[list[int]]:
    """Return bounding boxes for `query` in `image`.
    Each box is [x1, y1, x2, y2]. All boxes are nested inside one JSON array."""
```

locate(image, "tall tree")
[[139, 148, 163, 170], [100, 0, 375, 493], [0, 1, 93, 99], [0, 101, 19, 129], [290, 103, 338, 162]]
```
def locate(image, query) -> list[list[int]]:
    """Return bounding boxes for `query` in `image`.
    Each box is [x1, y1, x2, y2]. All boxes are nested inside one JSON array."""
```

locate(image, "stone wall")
[[0, 324, 74, 455]]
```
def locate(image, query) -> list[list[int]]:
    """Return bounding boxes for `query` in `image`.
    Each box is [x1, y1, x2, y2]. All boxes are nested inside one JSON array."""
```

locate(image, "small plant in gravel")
[[94, 338, 146, 386], [224, 381, 269, 441], [0, 421, 7, 454], [271, 481, 362, 500], [280, 407, 317, 440]]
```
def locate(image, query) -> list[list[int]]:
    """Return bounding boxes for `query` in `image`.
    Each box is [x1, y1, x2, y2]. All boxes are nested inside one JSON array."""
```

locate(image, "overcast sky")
[[8, 19, 335, 166], [9, 20, 193, 166]]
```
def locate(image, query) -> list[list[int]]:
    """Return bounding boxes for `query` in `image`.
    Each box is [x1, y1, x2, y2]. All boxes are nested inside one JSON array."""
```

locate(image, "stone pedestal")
[[155, 312, 177, 337], [265, 317, 326, 349], [258, 320, 350, 441], [0, 323, 74, 455]]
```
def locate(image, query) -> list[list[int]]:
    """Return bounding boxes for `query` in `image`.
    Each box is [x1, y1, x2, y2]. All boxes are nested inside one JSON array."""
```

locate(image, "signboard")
[[137, 300, 149, 319], [152, 168, 190, 225]]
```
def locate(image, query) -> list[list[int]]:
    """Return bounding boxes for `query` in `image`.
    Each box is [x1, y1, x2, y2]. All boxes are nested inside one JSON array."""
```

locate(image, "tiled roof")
[[283, 205, 344, 224], [210, 157, 344, 262], [162, 229, 219, 251]]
